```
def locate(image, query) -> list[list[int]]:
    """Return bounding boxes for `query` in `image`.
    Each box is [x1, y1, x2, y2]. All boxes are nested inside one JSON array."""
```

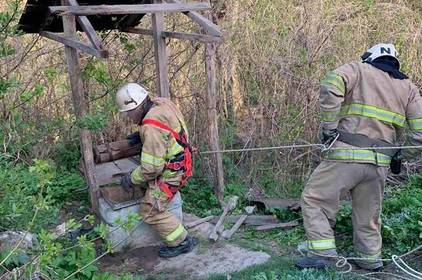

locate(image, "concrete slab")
[[99, 243, 271, 279], [154, 243, 271, 278]]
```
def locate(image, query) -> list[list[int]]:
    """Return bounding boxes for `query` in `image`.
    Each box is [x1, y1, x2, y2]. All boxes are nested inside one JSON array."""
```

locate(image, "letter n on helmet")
[[361, 43, 400, 67]]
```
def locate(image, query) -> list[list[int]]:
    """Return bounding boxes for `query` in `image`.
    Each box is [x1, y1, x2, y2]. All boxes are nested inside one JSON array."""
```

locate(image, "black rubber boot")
[[159, 236, 199, 258], [296, 256, 331, 269], [349, 259, 383, 272]]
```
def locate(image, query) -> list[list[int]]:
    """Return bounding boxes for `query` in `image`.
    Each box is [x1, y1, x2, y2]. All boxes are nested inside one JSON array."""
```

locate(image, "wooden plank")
[[166, 0, 221, 37], [67, 0, 103, 50], [255, 221, 299, 231], [152, 0, 170, 98], [211, 215, 280, 226], [205, 41, 224, 203], [49, 3, 211, 16], [61, 0, 100, 214], [123, 27, 221, 43], [40, 31, 108, 58]]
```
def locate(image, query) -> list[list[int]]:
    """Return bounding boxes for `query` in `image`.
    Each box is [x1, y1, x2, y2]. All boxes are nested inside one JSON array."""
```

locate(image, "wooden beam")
[[61, 0, 99, 214], [152, 0, 170, 98], [49, 3, 210, 16], [122, 27, 154, 36], [122, 27, 222, 43], [205, 42, 224, 203], [40, 31, 108, 58], [166, 0, 221, 37], [67, 0, 103, 50]]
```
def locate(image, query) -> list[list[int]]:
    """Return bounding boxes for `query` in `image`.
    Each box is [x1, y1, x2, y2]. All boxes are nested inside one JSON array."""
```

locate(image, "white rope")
[[199, 143, 422, 155], [300, 244, 422, 279]]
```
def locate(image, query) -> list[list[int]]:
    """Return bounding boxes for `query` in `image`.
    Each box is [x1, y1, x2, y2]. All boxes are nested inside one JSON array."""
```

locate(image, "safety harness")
[[141, 119, 193, 200]]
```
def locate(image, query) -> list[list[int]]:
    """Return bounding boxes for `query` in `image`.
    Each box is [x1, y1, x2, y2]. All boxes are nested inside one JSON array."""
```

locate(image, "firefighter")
[[296, 44, 422, 270], [116, 83, 197, 258]]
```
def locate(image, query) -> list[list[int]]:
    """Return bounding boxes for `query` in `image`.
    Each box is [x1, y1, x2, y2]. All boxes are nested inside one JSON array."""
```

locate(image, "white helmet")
[[116, 83, 149, 112], [362, 43, 400, 66]]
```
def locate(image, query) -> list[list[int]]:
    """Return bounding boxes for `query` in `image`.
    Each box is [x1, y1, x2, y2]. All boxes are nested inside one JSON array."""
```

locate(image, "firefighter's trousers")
[[139, 181, 187, 247], [301, 161, 388, 261]]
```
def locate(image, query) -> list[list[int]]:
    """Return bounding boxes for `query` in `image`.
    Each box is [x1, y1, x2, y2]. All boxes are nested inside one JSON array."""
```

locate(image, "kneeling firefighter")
[[296, 44, 422, 270], [116, 83, 197, 258]]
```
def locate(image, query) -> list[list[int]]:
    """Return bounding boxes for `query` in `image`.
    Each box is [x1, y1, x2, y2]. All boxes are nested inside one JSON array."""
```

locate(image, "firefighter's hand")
[[126, 132, 142, 147], [322, 128, 338, 143], [121, 173, 136, 193]]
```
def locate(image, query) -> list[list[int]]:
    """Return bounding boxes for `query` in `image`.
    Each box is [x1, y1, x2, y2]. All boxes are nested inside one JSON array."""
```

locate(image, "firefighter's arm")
[[320, 63, 358, 129], [403, 86, 422, 159], [130, 125, 168, 184]]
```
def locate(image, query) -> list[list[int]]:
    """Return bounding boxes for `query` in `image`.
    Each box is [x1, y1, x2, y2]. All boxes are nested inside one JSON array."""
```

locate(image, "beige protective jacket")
[[320, 61, 422, 166], [130, 98, 188, 186]]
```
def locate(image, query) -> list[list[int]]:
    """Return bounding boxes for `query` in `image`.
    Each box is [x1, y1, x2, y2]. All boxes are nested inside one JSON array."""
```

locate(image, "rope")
[[199, 143, 422, 155], [299, 244, 422, 279]]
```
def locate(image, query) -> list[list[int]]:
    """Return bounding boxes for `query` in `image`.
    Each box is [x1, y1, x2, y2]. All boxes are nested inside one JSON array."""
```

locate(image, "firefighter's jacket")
[[320, 61, 422, 166], [131, 98, 188, 186]]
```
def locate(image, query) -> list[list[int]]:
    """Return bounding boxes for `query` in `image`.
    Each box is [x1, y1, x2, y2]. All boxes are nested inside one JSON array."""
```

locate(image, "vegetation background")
[[0, 0, 421, 279]]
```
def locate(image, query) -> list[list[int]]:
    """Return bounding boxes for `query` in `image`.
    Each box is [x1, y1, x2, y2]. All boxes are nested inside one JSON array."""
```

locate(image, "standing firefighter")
[[296, 44, 422, 270], [116, 83, 197, 258]]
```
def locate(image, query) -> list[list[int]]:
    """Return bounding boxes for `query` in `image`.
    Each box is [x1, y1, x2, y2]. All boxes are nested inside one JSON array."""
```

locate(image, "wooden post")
[[61, 0, 99, 214], [152, 0, 170, 98], [205, 42, 224, 203]]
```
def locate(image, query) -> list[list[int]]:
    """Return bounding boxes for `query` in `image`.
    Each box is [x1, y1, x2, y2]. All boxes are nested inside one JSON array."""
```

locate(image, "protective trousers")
[[139, 181, 187, 247], [301, 161, 388, 263]]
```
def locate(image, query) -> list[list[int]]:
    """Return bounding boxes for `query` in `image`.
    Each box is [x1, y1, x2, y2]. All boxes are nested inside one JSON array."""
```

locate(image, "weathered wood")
[[40, 31, 108, 58], [152, 0, 170, 98], [123, 27, 221, 43], [209, 196, 238, 241], [122, 27, 154, 36], [67, 0, 103, 49], [166, 0, 221, 37], [221, 206, 255, 239], [49, 3, 211, 16], [255, 221, 299, 231], [185, 215, 215, 229], [93, 140, 141, 164], [61, 0, 99, 214], [211, 215, 280, 226], [205, 41, 224, 203]]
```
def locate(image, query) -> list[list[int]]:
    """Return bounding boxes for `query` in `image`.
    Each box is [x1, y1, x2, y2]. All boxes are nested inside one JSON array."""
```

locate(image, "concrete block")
[[99, 192, 183, 252]]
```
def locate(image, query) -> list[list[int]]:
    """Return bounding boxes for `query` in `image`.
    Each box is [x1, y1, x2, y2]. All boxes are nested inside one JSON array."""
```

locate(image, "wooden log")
[[40, 31, 108, 58], [255, 221, 299, 231], [166, 0, 221, 37], [61, 0, 99, 214], [205, 40, 224, 203], [152, 0, 170, 98], [209, 196, 238, 241], [67, 0, 103, 50], [49, 3, 211, 16]]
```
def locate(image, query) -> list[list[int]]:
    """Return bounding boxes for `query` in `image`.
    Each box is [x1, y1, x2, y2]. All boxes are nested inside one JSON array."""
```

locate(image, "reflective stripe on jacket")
[[320, 61, 422, 165]]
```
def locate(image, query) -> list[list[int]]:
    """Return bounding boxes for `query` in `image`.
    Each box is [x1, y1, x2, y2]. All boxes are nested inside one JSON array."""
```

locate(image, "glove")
[[321, 128, 338, 143], [121, 173, 136, 193], [127, 132, 142, 147], [390, 150, 403, 175]]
